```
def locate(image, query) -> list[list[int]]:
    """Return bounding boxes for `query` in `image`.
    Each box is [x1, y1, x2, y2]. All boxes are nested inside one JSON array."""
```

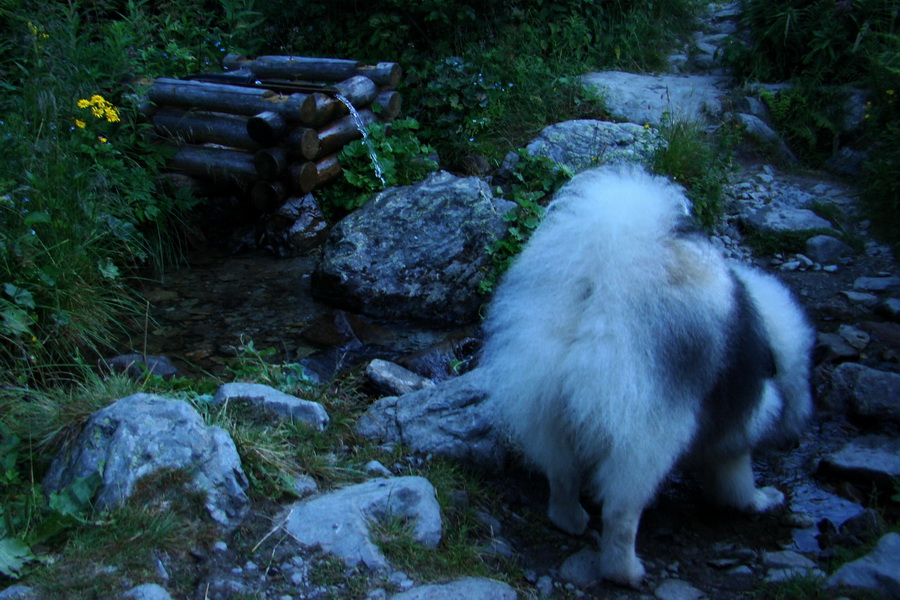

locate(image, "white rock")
[[283, 477, 441, 570]]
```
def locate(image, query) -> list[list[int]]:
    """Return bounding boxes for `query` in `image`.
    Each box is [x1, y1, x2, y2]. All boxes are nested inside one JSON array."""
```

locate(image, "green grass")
[[650, 115, 739, 230]]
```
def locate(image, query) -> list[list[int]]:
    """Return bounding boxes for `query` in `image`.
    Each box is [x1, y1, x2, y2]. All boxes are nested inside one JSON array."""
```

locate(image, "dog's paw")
[[599, 548, 645, 588], [747, 486, 785, 513], [549, 503, 589, 535]]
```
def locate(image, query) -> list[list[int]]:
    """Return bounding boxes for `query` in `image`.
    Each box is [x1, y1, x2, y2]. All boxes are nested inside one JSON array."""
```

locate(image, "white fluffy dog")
[[480, 166, 814, 587]]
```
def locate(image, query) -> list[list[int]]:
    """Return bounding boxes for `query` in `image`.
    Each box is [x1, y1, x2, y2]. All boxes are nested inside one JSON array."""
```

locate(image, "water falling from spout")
[[334, 93, 387, 188]]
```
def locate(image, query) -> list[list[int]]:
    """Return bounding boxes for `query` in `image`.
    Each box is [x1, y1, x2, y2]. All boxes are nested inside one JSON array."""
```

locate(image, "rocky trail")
[[7, 2, 900, 600]]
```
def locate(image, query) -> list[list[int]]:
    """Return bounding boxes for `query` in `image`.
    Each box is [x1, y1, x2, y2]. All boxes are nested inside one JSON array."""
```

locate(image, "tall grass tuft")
[[650, 115, 738, 230]]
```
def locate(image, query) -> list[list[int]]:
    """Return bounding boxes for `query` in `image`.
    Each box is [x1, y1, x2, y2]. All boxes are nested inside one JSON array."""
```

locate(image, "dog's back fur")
[[480, 166, 814, 586]]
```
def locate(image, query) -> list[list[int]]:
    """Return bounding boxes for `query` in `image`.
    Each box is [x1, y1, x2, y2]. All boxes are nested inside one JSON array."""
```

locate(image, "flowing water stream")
[[334, 93, 387, 188]]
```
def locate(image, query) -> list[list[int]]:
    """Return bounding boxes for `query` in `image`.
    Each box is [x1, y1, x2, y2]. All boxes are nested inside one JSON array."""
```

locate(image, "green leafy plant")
[[479, 151, 573, 295], [757, 86, 845, 164], [316, 117, 438, 218], [729, 0, 896, 84], [226, 336, 314, 392], [0, 420, 103, 580]]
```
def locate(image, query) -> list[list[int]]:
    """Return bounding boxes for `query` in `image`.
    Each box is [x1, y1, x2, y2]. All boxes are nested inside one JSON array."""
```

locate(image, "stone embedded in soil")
[[841, 290, 880, 306], [212, 382, 329, 430], [654, 578, 706, 600], [876, 297, 900, 321], [816, 333, 860, 365], [828, 532, 900, 598], [559, 548, 602, 588], [0, 586, 38, 600], [741, 204, 834, 234], [838, 325, 870, 350], [524, 119, 653, 173], [818, 435, 900, 489], [366, 358, 434, 396], [122, 583, 173, 600], [763, 550, 818, 570], [282, 476, 441, 570], [355, 370, 506, 469], [853, 276, 900, 292], [824, 363, 900, 421], [390, 577, 518, 600], [102, 353, 180, 380], [580, 71, 729, 126], [806, 235, 854, 264]]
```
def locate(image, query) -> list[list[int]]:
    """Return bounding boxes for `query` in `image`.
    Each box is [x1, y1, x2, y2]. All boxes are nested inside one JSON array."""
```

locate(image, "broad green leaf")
[[2, 284, 35, 309], [47, 471, 102, 518], [0, 537, 34, 578], [97, 258, 120, 280], [23, 211, 51, 225]]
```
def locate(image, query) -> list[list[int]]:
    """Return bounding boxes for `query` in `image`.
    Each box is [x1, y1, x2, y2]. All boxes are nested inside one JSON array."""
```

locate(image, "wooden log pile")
[[147, 54, 402, 211]]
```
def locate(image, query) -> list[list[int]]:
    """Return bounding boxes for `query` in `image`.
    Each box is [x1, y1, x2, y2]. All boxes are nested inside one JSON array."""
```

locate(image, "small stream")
[[129, 247, 472, 379], [131, 248, 326, 375]]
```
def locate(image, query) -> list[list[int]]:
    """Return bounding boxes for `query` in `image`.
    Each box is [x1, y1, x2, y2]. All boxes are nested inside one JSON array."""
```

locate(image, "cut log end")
[[247, 111, 287, 145]]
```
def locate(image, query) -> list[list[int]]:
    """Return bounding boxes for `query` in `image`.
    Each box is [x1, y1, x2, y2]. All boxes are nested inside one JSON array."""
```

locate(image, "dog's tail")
[[545, 165, 693, 254]]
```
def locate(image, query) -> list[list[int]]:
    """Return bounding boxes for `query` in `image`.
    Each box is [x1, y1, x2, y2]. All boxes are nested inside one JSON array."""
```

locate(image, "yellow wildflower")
[[27, 21, 49, 39], [74, 119, 86, 128], [78, 94, 121, 123], [97, 136, 108, 143], [887, 89, 895, 96]]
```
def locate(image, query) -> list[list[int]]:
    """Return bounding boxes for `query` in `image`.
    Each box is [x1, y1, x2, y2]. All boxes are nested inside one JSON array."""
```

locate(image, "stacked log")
[[147, 55, 402, 211]]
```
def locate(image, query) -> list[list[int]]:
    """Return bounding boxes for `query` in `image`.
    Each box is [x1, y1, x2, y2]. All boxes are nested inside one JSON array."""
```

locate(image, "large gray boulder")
[[282, 476, 441, 570], [43, 394, 249, 528], [525, 119, 654, 173], [355, 370, 506, 469], [313, 171, 513, 324], [580, 71, 729, 126], [828, 533, 900, 598]]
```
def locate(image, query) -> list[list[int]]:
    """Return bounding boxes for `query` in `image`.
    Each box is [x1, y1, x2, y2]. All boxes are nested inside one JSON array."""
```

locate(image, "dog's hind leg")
[[589, 453, 667, 587], [515, 407, 591, 535], [547, 466, 590, 535], [531, 429, 589, 535], [589, 407, 697, 587]]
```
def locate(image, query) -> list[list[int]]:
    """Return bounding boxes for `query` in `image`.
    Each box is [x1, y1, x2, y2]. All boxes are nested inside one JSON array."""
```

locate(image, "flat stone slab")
[[581, 71, 730, 126], [390, 577, 518, 600], [655, 579, 706, 600], [854, 276, 900, 292], [741, 204, 833, 234], [559, 548, 602, 588], [282, 476, 441, 570], [213, 382, 329, 430], [826, 363, 900, 421], [828, 533, 900, 597], [818, 435, 900, 489], [525, 119, 654, 173]]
